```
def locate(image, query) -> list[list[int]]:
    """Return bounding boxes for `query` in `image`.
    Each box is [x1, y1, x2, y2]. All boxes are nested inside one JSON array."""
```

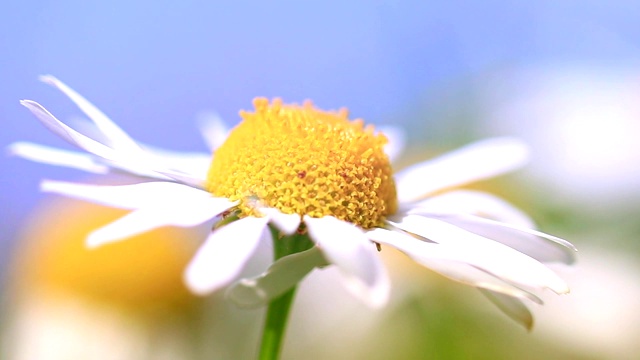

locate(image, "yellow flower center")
[[207, 98, 397, 228]]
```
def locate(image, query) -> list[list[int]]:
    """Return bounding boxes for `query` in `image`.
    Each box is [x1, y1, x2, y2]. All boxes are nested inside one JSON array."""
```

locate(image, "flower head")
[[208, 97, 397, 227], [12, 76, 577, 328]]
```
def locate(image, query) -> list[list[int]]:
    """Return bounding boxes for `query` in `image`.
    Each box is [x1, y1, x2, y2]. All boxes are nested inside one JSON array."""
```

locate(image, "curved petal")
[[11, 141, 176, 182], [400, 191, 577, 264], [86, 194, 235, 247], [402, 190, 535, 228], [101, 159, 182, 182], [394, 137, 530, 203], [138, 144, 211, 180], [378, 125, 406, 164], [150, 168, 207, 189], [480, 289, 534, 330], [304, 216, 390, 308], [8, 142, 109, 174], [40, 180, 228, 210], [42, 180, 235, 247], [20, 100, 119, 160], [259, 208, 301, 235], [387, 215, 569, 294], [40, 75, 141, 153], [419, 212, 577, 265], [196, 111, 229, 151], [21, 99, 207, 188], [226, 247, 327, 308], [86, 209, 171, 247], [367, 228, 542, 303], [184, 216, 269, 295]]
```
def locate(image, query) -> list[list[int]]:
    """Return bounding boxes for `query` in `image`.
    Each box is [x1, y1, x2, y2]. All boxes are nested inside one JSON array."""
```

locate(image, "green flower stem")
[[258, 286, 297, 360], [258, 227, 314, 360]]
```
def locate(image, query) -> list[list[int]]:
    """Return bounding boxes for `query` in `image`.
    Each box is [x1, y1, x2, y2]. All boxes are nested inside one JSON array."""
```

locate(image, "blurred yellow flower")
[[2, 194, 207, 360], [11, 195, 200, 309]]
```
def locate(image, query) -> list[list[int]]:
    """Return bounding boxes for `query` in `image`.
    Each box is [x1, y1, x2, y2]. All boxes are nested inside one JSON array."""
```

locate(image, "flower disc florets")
[[207, 98, 397, 228]]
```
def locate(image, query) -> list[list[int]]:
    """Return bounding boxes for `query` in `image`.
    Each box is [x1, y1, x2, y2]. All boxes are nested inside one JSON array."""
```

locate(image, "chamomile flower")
[[12, 76, 576, 328]]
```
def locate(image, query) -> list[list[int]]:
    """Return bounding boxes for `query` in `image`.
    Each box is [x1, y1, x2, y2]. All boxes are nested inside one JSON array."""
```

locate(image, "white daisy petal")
[[378, 125, 406, 164], [304, 216, 390, 308], [403, 190, 535, 228], [367, 228, 543, 303], [8, 142, 109, 174], [420, 212, 577, 264], [388, 215, 569, 293], [83, 188, 234, 247], [184, 216, 270, 295], [41, 180, 233, 210], [226, 247, 327, 308], [196, 111, 229, 151], [21, 98, 205, 186], [394, 137, 530, 202], [99, 160, 176, 181], [86, 192, 233, 248], [86, 209, 169, 247], [480, 289, 534, 330], [39, 75, 141, 153], [259, 208, 301, 235], [10, 143, 188, 185], [109, 156, 207, 188], [138, 144, 211, 181], [20, 100, 118, 160], [151, 168, 207, 189], [400, 191, 577, 264], [41, 180, 158, 209]]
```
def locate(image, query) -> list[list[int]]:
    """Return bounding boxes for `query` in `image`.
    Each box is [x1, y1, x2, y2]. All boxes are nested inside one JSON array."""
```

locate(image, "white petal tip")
[[367, 293, 389, 309], [6, 143, 19, 156], [183, 270, 217, 296], [477, 137, 532, 168], [85, 235, 106, 249], [182, 217, 269, 298], [39, 179, 67, 193], [85, 242, 100, 250], [260, 208, 301, 235], [553, 284, 571, 295], [341, 271, 391, 309], [20, 100, 49, 118], [489, 136, 529, 150], [85, 228, 126, 249], [351, 283, 390, 309], [39, 74, 58, 84]]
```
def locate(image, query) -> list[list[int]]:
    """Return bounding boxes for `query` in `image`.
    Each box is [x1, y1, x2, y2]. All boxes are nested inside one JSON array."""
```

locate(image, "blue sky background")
[[3, 0, 640, 286]]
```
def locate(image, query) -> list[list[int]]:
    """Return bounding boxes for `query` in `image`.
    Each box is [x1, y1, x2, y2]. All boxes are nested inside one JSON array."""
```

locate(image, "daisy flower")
[[12, 76, 576, 337]]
